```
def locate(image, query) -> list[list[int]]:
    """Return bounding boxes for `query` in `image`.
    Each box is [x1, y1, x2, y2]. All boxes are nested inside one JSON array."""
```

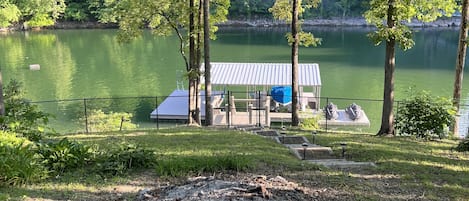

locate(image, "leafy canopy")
[[269, 0, 322, 47], [364, 0, 457, 50], [99, 0, 229, 43]]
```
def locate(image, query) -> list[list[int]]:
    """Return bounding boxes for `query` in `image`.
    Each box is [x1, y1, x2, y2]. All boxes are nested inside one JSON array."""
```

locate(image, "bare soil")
[[81, 166, 427, 201]]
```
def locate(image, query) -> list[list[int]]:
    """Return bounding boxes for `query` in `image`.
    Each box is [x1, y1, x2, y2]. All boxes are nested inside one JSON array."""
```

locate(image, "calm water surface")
[[0, 27, 468, 133]]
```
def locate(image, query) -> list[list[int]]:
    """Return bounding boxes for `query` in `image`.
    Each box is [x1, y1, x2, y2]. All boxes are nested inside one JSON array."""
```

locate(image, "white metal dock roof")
[[206, 62, 321, 86]]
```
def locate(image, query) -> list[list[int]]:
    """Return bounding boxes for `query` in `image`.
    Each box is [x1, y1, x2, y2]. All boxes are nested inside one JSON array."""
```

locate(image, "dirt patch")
[[135, 174, 347, 201]]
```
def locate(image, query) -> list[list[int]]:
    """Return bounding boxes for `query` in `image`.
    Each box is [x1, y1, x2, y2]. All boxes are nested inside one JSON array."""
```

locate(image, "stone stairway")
[[245, 128, 376, 168]]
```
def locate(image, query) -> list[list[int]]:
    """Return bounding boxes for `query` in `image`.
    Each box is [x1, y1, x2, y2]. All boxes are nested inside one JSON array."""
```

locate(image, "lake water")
[[0, 27, 468, 135]]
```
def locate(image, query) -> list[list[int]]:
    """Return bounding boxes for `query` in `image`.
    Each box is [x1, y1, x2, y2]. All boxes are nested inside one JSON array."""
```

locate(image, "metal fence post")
[[395, 100, 400, 135], [84, 98, 89, 133], [156, 96, 159, 130], [325, 97, 329, 133], [257, 90, 261, 127]]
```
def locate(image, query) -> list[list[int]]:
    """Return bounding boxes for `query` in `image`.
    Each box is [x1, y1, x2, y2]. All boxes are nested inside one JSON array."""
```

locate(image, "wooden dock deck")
[[212, 110, 370, 127]]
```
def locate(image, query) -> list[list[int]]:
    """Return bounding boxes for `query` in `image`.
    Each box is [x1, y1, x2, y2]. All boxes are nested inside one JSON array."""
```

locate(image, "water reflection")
[[0, 28, 468, 133]]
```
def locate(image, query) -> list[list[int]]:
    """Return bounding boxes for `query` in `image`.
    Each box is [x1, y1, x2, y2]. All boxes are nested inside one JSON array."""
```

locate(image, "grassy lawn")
[[1, 127, 469, 200]]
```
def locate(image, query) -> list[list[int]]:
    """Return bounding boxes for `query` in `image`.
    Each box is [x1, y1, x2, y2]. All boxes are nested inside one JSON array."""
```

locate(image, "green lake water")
[[0, 27, 468, 134]]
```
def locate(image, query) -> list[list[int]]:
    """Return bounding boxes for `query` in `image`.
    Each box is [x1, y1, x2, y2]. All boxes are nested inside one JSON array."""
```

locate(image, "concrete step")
[[290, 146, 334, 160], [306, 159, 376, 168]]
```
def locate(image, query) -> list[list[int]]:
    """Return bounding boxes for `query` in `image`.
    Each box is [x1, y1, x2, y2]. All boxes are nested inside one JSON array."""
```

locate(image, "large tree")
[[270, 0, 321, 126], [453, 0, 469, 137], [101, 0, 229, 125], [364, 0, 456, 136], [203, 0, 213, 126]]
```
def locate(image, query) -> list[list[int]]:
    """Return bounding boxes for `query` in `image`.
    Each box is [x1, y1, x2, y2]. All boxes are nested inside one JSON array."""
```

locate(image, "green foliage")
[[300, 116, 320, 130], [82, 109, 137, 132], [93, 141, 156, 176], [270, 0, 322, 47], [455, 139, 469, 152], [0, 80, 52, 141], [229, 0, 275, 18], [155, 153, 253, 177], [100, 0, 229, 42], [36, 138, 93, 174], [64, 1, 91, 21], [0, 132, 48, 186], [0, 1, 20, 28], [395, 90, 456, 139], [364, 0, 457, 50], [16, 0, 66, 27]]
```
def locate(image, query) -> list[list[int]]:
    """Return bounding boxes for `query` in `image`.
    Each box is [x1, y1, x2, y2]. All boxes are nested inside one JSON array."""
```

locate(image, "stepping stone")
[[307, 159, 376, 168], [276, 136, 309, 144], [255, 130, 279, 137], [291, 146, 334, 160]]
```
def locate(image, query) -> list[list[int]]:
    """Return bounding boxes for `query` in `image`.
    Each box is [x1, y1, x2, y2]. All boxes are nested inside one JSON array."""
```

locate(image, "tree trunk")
[[203, 0, 213, 126], [291, 0, 300, 126], [188, 0, 199, 125], [0, 71, 4, 116], [378, 0, 396, 136], [452, 0, 469, 138]]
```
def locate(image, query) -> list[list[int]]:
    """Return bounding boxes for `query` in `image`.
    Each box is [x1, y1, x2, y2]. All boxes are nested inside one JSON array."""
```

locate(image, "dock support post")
[[248, 104, 253, 125], [265, 105, 270, 127], [225, 103, 230, 128]]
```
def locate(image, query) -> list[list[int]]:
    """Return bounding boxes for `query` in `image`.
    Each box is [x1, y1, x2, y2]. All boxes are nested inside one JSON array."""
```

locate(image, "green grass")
[[297, 130, 469, 200], [1, 127, 469, 200]]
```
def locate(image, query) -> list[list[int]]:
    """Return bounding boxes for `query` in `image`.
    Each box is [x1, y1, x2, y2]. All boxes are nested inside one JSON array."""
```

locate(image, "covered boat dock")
[[150, 62, 369, 127]]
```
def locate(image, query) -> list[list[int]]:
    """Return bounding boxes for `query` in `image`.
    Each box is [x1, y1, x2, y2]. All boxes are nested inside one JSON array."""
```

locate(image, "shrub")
[[36, 138, 93, 174], [300, 116, 320, 130], [455, 139, 469, 152], [0, 80, 52, 141], [93, 141, 156, 176], [82, 109, 137, 132], [0, 132, 48, 185], [395, 90, 456, 139]]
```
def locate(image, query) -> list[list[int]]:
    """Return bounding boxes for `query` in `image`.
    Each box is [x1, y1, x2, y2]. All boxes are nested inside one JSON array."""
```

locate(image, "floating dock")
[[150, 90, 224, 120]]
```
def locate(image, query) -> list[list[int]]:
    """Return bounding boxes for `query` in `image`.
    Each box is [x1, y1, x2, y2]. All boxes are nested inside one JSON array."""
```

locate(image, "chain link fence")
[[30, 91, 469, 137]]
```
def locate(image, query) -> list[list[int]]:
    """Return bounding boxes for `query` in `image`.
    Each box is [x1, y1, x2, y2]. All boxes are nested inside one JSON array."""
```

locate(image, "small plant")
[[82, 109, 137, 132], [0, 80, 52, 141], [36, 138, 93, 174], [395, 90, 456, 139], [93, 141, 156, 176], [0, 132, 48, 185], [300, 116, 320, 130], [455, 139, 469, 152]]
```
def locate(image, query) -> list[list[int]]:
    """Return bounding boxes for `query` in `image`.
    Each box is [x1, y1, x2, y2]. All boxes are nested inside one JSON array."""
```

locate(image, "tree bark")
[[203, 0, 213, 126], [291, 0, 300, 126], [378, 0, 396, 136], [188, 0, 199, 125], [452, 0, 469, 138]]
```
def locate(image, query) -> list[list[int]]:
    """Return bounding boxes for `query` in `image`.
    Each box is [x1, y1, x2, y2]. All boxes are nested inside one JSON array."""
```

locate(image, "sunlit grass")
[[2, 128, 469, 200], [296, 131, 469, 200]]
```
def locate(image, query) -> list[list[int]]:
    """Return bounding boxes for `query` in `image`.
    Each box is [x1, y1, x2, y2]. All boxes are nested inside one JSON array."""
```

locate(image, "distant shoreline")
[[0, 17, 462, 32]]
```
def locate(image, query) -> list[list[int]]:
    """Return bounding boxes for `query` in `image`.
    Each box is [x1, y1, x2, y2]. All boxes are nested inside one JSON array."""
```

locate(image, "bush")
[[455, 139, 469, 152], [395, 90, 456, 139], [0, 132, 48, 186], [300, 116, 320, 130], [36, 138, 93, 174], [0, 80, 52, 141], [93, 141, 156, 176], [82, 109, 137, 132]]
